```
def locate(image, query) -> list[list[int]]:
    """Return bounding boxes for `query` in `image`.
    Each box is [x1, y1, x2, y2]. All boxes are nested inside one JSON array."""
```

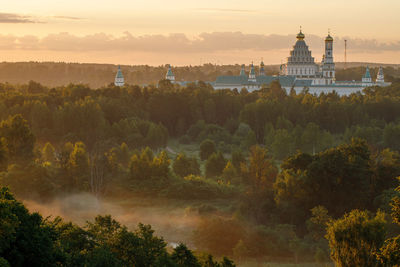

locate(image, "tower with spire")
[[248, 62, 256, 82], [259, 60, 265, 76], [376, 66, 385, 83], [284, 27, 318, 78], [165, 64, 175, 81], [114, 65, 125, 86], [240, 64, 246, 76], [321, 30, 335, 85], [362, 66, 372, 85]]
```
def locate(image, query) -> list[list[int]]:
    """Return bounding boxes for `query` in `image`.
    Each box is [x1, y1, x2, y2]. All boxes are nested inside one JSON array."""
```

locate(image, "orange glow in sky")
[[1, 0, 400, 65]]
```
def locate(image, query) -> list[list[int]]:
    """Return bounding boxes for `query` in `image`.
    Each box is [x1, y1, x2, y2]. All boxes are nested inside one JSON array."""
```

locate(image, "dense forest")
[[1, 77, 400, 266], [0, 61, 399, 87]]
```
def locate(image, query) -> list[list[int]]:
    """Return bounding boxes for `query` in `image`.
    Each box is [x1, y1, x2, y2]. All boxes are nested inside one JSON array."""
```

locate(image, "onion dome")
[[297, 29, 305, 40], [325, 33, 333, 42]]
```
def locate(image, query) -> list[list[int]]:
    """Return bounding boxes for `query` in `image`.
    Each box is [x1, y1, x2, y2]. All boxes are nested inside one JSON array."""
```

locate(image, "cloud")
[[0, 31, 398, 55], [0, 13, 39, 23], [51, 16, 85, 21], [193, 8, 256, 13]]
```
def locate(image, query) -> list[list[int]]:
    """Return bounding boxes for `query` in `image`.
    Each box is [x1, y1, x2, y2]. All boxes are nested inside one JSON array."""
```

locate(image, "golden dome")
[[297, 30, 305, 40], [325, 34, 333, 42]]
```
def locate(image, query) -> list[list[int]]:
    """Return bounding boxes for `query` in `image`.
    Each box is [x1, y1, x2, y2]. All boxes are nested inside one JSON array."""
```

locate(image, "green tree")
[[231, 150, 246, 170], [0, 139, 7, 171], [42, 142, 55, 163], [0, 187, 57, 266], [306, 206, 331, 241], [200, 139, 216, 161], [377, 178, 400, 265], [205, 152, 227, 178], [274, 139, 376, 220], [119, 142, 130, 167], [378, 236, 400, 266], [130, 148, 170, 182], [383, 123, 400, 151], [271, 129, 294, 159], [241, 146, 278, 191], [173, 153, 200, 177], [171, 244, 201, 267], [325, 210, 386, 267], [68, 142, 90, 189], [222, 161, 239, 184], [0, 114, 35, 162]]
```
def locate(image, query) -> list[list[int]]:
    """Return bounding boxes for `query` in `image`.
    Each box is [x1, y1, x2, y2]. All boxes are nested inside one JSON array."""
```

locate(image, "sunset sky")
[[1, 0, 400, 65]]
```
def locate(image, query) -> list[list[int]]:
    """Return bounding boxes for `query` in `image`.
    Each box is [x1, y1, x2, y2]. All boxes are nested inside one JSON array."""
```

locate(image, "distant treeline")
[[0, 62, 278, 87], [0, 61, 398, 87]]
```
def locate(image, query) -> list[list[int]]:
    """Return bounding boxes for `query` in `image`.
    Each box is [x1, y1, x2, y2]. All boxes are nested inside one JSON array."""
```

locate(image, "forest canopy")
[[1, 78, 400, 265]]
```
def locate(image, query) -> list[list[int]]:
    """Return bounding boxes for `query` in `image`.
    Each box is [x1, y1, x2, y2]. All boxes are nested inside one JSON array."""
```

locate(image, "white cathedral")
[[114, 29, 391, 95], [213, 29, 391, 95]]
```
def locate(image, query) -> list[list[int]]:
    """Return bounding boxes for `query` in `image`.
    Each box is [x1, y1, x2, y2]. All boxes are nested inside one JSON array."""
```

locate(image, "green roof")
[[166, 66, 174, 77], [250, 64, 256, 75], [115, 65, 124, 79], [363, 66, 371, 79], [215, 75, 296, 87]]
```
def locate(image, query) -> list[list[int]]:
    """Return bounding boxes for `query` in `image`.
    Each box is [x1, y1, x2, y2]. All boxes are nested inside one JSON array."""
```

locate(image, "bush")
[[326, 210, 386, 266], [200, 139, 216, 161], [205, 152, 227, 178], [173, 153, 200, 177]]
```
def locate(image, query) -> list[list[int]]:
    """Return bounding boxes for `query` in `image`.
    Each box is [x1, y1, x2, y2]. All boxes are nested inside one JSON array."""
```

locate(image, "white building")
[[213, 29, 391, 96], [165, 64, 175, 81], [114, 65, 125, 86]]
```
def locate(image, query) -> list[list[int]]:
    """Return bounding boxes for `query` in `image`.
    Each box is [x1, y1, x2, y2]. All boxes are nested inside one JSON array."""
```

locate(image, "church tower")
[[165, 64, 175, 81], [248, 62, 256, 82], [240, 64, 246, 76], [285, 28, 318, 78], [321, 31, 335, 85], [376, 66, 385, 83], [114, 65, 125, 86], [259, 61, 266, 76], [362, 66, 372, 85]]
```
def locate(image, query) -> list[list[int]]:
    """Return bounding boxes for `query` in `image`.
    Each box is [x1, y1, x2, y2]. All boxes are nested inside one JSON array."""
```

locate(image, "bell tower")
[[322, 30, 335, 84], [114, 65, 125, 86], [165, 64, 175, 81]]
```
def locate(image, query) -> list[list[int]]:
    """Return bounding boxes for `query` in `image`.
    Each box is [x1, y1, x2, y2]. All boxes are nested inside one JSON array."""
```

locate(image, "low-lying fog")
[[24, 193, 203, 248]]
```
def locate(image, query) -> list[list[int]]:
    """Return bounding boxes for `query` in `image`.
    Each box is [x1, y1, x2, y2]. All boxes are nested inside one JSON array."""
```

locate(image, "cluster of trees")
[[324, 177, 400, 266], [1, 77, 400, 160], [0, 187, 235, 267]]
